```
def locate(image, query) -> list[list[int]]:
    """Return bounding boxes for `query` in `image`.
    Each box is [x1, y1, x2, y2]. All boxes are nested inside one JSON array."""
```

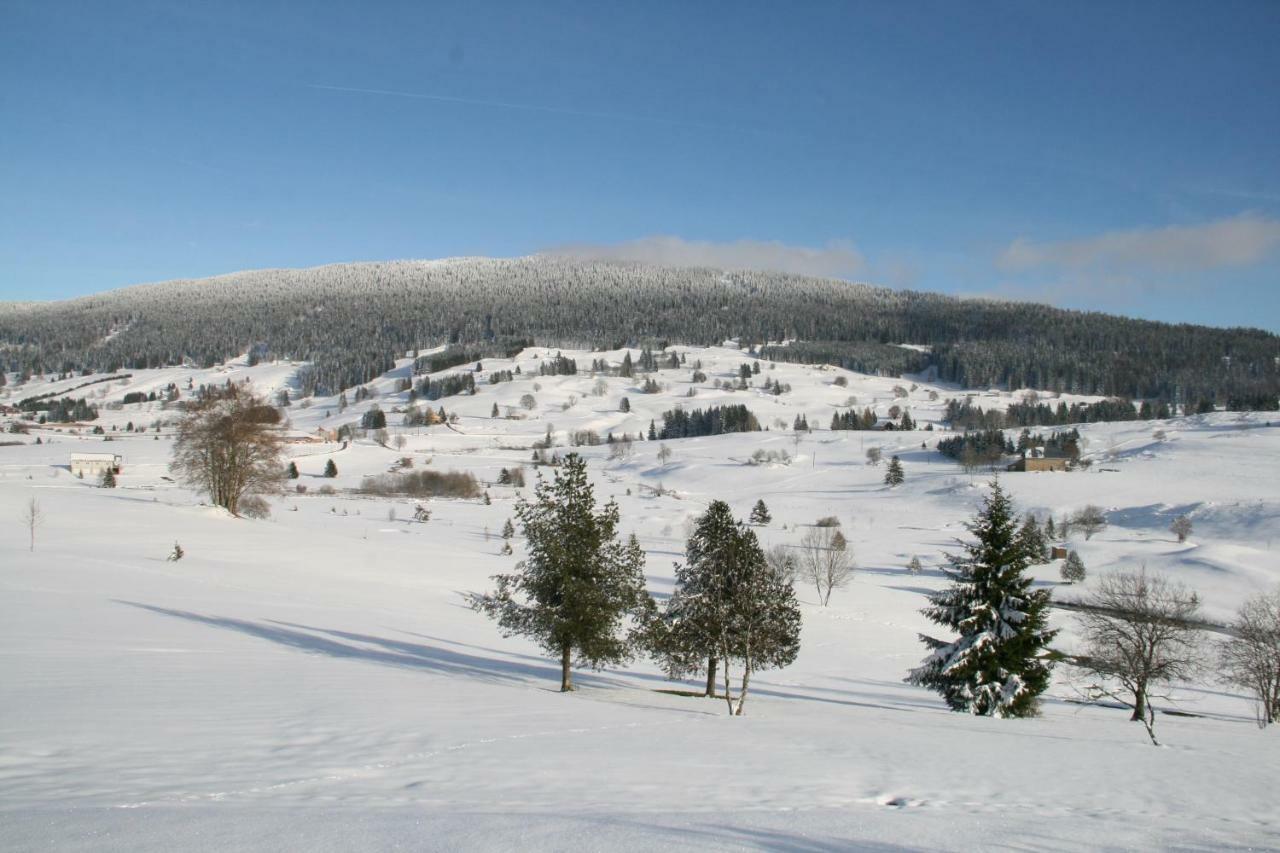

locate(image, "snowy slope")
[[1, 349, 1277, 851]]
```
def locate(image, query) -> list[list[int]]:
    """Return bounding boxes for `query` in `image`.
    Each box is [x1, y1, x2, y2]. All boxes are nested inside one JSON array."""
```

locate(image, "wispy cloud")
[[549, 236, 867, 279], [997, 214, 1280, 274]]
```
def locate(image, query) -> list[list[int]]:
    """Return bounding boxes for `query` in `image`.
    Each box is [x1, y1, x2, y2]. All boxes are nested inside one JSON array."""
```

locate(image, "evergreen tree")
[[620, 352, 634, 378], [647, 420, 657, 440], [716, 525, 801, 716], [501, 518, 515, 539], [650, 501, 801, 714], [907, 555, 923, 575], [491, 402, 499, 418], [1060, 551, 1086, 584], [1044, 515, 1056, 540], [324, 459, 338, 478], [651, 501, 741, 697], [1017, 514, 1048, 563], [749, 499, 771, 525], [619, 397, 630, 413], [471, 454, 651, 691], [906, 480, 1057, 717], [286, 461, 299, 479], [100, 467, 116, 488], [884, 455, 905, 486]]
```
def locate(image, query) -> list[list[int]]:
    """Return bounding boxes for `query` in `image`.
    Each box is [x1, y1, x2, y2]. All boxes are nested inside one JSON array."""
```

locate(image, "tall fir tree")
[[906, 479, 1057, 717], [652, 500, 741, 697], [749, 499, 772, 525], [323, 459, 338, 478], [884, 455, 905, 486], [471, 454, 651, 691], [716, 524, 802, 716], [651, 501, 801, 714]]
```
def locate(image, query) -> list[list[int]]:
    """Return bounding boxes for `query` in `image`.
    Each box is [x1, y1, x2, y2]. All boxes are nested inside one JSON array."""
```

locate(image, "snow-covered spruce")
[[907, 479, 1056, 718]]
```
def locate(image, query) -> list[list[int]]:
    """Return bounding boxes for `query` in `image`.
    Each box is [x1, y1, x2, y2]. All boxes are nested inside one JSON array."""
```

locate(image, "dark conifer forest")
[[1, 257, 1276, 406]]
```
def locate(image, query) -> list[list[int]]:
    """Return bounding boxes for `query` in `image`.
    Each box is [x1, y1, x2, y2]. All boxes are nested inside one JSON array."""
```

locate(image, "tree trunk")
[[560, 644, 573, 692], [735, 664, 752, 716], [1130, 685, 1145, 722], [721, 649, 735, 716], [705, 653, 717, 697]]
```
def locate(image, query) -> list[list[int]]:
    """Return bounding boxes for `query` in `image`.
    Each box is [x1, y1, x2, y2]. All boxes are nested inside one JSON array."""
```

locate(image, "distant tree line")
[[415, 371, 475, 401], [659, 404, 761, 439], [20, 396, 99, 422]]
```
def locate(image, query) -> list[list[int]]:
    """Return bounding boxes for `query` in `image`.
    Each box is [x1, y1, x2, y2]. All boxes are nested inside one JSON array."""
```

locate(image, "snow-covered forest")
[[2, 343, 1277, 850], [2, 257, 1277, 407]]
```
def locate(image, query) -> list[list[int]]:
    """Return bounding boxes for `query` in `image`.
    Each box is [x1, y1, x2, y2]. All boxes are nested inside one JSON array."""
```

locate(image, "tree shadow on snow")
[[114, 601, 626, 689]]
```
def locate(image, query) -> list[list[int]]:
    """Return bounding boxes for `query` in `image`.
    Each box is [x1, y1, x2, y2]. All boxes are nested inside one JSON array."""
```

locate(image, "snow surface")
[[2, 348, 1278, 851]]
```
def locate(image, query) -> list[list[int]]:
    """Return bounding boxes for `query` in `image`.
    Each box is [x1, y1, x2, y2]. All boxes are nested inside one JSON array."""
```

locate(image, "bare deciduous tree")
[[171, 386, 285, 516], [1073, 568, 1204, 745], [765, 544, 797, 585], [1170, 515, 1193, 543], [607, 436, 634, 461], [1219, 586, 1280, 728], [21, 497, 43, 552], [1072, 505, 1108, 540], [799, 526, 854, 606], [657, 443, 672, 468]]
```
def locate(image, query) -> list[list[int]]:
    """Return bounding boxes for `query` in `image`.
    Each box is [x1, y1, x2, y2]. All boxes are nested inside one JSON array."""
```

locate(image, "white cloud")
[[550, 236, 866, 279], [997, 214, 1280, 274]]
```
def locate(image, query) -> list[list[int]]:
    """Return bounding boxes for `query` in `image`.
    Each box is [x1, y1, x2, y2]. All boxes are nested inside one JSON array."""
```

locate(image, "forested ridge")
[[1, 256, 1276, 405]]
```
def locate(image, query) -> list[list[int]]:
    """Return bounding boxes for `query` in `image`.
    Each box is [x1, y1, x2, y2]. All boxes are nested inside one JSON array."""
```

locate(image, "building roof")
[[70, 452, 121, 461]]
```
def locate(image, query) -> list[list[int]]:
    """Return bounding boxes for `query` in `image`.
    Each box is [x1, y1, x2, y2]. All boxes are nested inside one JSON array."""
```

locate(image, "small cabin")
[[70, 452, 122, 478], [1007, 447, 1070, 473]]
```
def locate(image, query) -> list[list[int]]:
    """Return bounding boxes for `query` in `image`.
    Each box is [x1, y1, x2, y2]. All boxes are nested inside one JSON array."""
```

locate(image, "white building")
[[70, 453, 122, 478]]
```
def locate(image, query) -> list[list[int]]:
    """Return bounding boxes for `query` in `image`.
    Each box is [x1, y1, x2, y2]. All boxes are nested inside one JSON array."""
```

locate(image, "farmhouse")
[[1007, 448, 1070, 473], [70, 452, 123, 478]]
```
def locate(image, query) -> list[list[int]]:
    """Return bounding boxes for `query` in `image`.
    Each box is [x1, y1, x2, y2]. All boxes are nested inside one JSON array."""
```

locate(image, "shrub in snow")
[[238, 494, 271, 519]]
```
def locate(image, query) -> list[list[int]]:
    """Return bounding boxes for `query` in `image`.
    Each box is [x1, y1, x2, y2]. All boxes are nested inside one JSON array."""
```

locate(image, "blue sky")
[[2, 1, 1278, 330]]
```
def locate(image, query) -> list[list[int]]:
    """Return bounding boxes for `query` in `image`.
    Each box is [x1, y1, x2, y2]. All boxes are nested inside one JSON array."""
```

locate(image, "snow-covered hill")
[[2, 347, 1277, 851]]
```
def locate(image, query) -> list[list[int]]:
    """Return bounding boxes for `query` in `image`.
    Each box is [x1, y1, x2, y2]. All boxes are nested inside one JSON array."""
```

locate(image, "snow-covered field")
[[2, 347, 1277, 851]]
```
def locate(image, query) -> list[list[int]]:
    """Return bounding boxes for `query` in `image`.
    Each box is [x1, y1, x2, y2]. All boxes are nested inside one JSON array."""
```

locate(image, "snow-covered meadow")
[[2, 347, 1277, 851]]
